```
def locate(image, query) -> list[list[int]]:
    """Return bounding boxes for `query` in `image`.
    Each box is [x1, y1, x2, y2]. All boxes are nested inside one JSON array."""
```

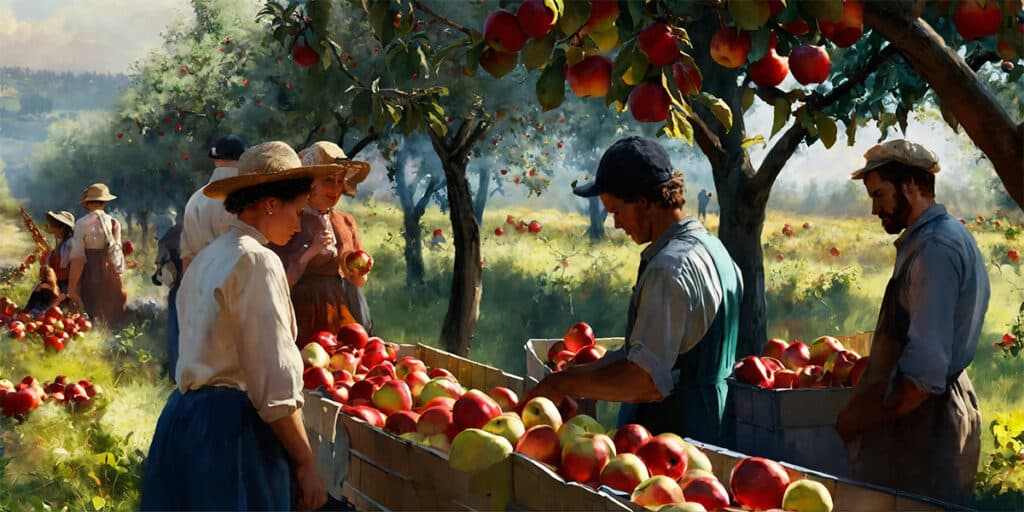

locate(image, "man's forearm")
[[555, 359, 663, 403]]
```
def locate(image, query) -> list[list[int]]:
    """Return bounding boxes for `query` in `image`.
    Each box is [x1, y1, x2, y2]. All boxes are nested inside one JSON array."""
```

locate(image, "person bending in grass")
[[836, 139, 989, 505], [141, 142, 340, 511]]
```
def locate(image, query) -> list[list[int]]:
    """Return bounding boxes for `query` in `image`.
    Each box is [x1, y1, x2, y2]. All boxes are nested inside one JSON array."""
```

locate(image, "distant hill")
[[0, 67, 130, 117]]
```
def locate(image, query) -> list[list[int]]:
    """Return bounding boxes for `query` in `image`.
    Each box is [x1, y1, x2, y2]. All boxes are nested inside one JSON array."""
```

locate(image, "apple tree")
[[403, 0, 1023, 358]]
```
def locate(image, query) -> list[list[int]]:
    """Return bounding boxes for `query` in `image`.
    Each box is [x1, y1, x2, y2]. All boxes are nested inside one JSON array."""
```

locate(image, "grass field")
[[0, 202, 1021, 510]]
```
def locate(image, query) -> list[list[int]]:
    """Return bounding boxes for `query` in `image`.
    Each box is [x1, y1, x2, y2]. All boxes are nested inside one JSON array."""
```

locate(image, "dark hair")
[[614, 173, 687, 209], [47, 218, 73, 239], [872, 161, 936, 198], [223, 177, 313, 214]]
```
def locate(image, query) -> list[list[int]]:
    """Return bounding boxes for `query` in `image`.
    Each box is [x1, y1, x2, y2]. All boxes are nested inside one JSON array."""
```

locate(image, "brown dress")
[[81, 248, 127, 324], [270, 208, 369, 346]]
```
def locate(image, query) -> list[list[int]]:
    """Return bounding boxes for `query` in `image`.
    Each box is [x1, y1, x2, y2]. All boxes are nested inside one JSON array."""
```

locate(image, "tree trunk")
[[863, 1, 1024, 210], [587, 196, 606, 242], [393, 162, 426, 287], [473, 166, 491, 224], [429, 118, 490, 356]]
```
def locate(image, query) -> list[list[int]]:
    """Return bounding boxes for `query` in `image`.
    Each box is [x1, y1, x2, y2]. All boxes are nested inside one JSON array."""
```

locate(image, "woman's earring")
[[266, 210, 273, 216]]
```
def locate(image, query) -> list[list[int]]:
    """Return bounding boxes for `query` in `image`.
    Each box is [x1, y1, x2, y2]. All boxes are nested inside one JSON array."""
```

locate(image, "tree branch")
[[686, 113, 725, 172], [752, 123, 808, 191], [411, 0, 472, 35], [452, 116, 476, 152], [808, 44, 899, 111], [346, 131, 379, 158], [414, 174, 442, 218]]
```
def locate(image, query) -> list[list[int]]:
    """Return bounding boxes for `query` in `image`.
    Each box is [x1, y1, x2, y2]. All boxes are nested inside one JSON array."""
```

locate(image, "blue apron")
[[617, 232, 741, 445]]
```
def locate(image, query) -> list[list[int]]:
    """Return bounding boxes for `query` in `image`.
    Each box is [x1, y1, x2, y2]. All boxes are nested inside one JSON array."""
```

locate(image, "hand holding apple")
[[344, 250, 374, 276]]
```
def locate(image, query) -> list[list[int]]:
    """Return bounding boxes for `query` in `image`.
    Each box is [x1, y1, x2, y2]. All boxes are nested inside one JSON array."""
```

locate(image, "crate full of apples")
[[727, 332, 874, 478], [524, 321, 623, 384]]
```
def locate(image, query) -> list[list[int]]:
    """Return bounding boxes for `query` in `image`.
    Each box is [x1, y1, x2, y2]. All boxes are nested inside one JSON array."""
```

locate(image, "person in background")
[[697, 188, 712, 222], [179, 134, 249, 271], [21, 265, 61, 317], [521, 137, 743, 445], [67, 183, 126, 324], [142, 141, 338, 511], [270, 141, 373, 344], [42, 210, 75, 294], [836, 139, 989, 504], [153, 222, 184, 381]]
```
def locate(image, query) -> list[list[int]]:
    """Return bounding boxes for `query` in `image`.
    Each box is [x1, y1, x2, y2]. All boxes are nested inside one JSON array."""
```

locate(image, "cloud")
[[0, 0, 193, 74]]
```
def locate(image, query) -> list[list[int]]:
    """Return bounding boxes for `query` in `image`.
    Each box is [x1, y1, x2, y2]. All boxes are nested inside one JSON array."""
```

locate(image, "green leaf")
[[536, 54, 566, 112], [320, 41, 333, 70], [741, 86, 755, 112], [659, 108, 694, 145], [91, 496, 105, 511], [351, 90, 372, 122], [749, 26, 772, 62], [557, 0, 590, 36], [465, 40, 486, 77], [433, 39, 472, 72], [742, 135, 767, 148], [772, 97, 790, 137], [371, 97, 388, 131], [813, 111, 837, 148], [95, 452, 117, 466], [800, 0, 844, 22], [695, 93, 733, 133], [522, 34, 556, 71], [612, 40, 637, 78], [308, 0, 331, 34], [363, 0, 395, 44], [846, 111, 858, 146], [426, 109, 448, 137]]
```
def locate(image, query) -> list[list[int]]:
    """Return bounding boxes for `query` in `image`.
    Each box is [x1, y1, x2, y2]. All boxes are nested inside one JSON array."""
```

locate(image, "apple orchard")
[[260, 0, 1023, 358]]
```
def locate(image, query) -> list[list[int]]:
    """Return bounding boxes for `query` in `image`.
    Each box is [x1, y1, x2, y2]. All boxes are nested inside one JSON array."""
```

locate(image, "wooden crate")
[[730, 332, 873, 477]]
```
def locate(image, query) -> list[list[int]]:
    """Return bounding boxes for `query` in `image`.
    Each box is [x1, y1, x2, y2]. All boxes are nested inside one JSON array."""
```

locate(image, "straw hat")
[[203, 141, 346, 199], [80, 183, 117, 203], [299, 141, 371, 197], [851, 139, 940, 179], [46, 210, 76, 231]]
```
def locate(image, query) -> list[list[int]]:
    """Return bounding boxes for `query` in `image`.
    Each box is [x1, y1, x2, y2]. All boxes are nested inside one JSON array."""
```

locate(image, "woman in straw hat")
[[42, 210, 75, 294], [141, 141, 336, 511], [270, 141, 374, 345], [67, 184, 126, 324]]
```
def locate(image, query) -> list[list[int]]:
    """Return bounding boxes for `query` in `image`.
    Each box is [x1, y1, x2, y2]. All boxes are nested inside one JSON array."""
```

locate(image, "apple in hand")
[[345, 250, 374, 276], [563, 322, 595, 352]]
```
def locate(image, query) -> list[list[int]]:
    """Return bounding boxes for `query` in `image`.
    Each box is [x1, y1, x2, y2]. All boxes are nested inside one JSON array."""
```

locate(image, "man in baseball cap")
[[524, 136, 743, 445], [837, 139, 989, 504]]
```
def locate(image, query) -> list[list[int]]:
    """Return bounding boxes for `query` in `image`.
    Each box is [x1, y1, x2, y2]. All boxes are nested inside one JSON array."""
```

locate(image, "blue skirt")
[[141, 387, 292, 511]]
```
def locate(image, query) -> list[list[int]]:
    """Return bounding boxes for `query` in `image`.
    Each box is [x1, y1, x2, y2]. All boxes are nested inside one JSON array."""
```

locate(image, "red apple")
[[494, 227, 505, 236], [638, 23, 679, 66], [825, 350, 859, 386], [563, 322, 595, 352], [636, 434, 688, 480], [850, 356, 869, 386], [349, 379, 380, 402], [361, 338, 388, 368], [628, 82, 671, 123], [748, 49, 789, 87], [790, 45, 830, 85], [516, 424, 562, 466], [681, 475, 731, 511], [342, 405, 386, 427], [373, 379, 413, 414], [794, 365, 826, 388], [311, 331, 339, 354], [303, 367, 334, 391], [367, 361, 397, 380], [1009, 249, 1020, 263], [631, 475, 685, 508], [561, 433, 614, 483], [953, 0, 1002, 40], [329, 351, 359, 374], [345, 250, 374, 276], [730, 457, 790, 510], [516, 0, 556, 38], [528, 220, 543, 233], [772, 369, 798, 389], [384, 410, 420, 435], [782, 342, 811, 370], [44, 336, 64, 352], [760, 356, 785, 374], [818, 0, 864, 48], [428, 367, 456, 380], [452, 389, 502, 432], [733, 355, 774, 388], [488, 386, 519, 412], [480, 48, 518, 78], [419, 396, 457, 413], [404, 370, 431, 399], [417, 406, 456, 438], [337, 323, 369, 349], [566, 55, 613, 98], [829, 246, 841, 257], [291, 41, 319, 68], [671, 61, 702, 95], [613, 423, 652, 455], [484, 10, 527, 52], [571, 345, 606, 365], [780, 18, 810, 35], [763, 338, 789, 360], [710, 28, 752, 68], [808, 335, 844, 366], [552, 350, 576, 371], [395, 357, 426, 379], [584, 0, 620, 32], [600, 453, 650, 493], [546, 340, 569, 362]]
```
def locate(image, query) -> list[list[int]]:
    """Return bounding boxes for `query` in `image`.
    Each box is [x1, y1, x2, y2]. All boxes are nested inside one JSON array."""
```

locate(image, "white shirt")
[[175, 219, 304, 423], [180, 166, 239, 260], [70, 210, 124, 274]]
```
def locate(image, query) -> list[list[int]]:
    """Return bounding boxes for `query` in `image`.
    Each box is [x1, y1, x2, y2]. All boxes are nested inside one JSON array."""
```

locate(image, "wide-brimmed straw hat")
[[203, 141, 345, 199], [46, 210, 76, 231], [851, 139, 940, 180], [80, 183, 117, 203], [299, 141, 371, 197]]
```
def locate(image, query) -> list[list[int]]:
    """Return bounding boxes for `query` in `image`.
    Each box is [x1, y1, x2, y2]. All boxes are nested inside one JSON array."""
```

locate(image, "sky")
[[0, 0, 997, 193], [0, 0, 192, 74]]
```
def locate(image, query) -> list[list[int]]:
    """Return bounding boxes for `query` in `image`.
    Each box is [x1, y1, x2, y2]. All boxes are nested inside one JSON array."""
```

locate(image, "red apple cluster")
[[0, 251, 40, 285], [1, 374, 103, 421], [499, 215, 542, 236], [1, 299, 93, 352], [545, 322, 605, 371], [734, 336, 867, 389], [994, 331, 1022, 356]]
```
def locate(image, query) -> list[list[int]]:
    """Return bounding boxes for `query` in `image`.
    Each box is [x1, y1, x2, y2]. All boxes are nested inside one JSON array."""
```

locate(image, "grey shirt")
[[892, 204, 990, 394], [622, 217, 743, 397]]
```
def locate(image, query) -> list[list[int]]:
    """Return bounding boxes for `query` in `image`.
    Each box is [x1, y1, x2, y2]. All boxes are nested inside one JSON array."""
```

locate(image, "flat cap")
[[851, 139, 940, 179]]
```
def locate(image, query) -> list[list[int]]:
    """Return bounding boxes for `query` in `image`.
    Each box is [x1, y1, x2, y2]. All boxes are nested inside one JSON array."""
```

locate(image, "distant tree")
[[18, 93, 53, 116]]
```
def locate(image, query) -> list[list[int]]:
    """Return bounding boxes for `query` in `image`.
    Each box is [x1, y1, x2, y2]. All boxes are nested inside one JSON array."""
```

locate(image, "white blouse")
[[174, 219, 304, 423], [70, 210, 124, 274]]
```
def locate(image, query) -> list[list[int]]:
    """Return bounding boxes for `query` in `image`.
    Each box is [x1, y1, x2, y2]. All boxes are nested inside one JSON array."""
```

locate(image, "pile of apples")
[[544, 322, 607, 371], [1, 374, 103, 420], [1, 298, 93, 353], [496, 215, 542, 237], [733, 336, 869, 390]]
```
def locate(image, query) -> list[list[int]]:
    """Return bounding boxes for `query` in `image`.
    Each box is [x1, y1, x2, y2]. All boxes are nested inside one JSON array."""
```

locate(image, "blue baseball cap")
[[208, 135, 249, 161], [573, 136, 674, 198]]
